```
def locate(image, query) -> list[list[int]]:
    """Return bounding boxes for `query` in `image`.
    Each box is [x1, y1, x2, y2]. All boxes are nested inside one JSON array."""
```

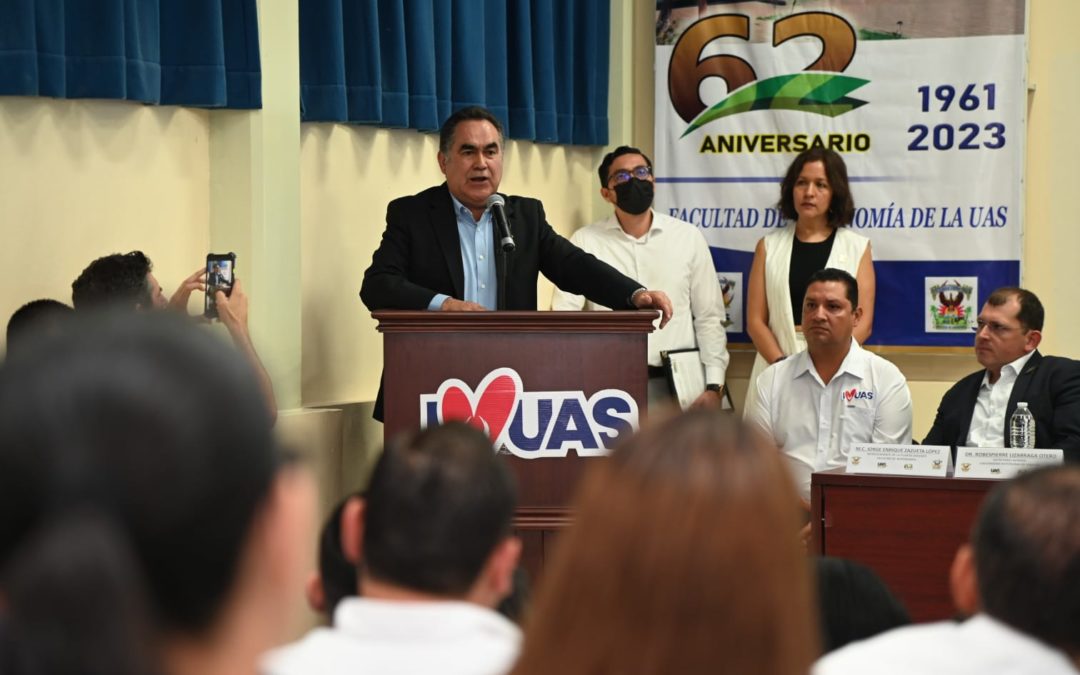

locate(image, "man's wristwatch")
[[705, 384, 723, 394]]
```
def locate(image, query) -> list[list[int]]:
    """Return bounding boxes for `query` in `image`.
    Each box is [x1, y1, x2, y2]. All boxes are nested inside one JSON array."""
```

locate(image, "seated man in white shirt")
[[815, 463, 1080, 674], [264, 423, 522, 675], [747, 268, 912, 501], [551, 146, 729, 409]]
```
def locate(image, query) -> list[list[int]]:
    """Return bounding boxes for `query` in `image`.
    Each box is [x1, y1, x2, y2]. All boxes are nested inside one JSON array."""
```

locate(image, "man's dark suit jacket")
[[360, 183, 645, 420], [922, 351, 1080, 461]]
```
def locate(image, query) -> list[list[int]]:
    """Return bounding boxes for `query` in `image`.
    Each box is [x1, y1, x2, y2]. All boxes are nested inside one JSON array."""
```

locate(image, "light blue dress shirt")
[[428, 196, 499, 310]]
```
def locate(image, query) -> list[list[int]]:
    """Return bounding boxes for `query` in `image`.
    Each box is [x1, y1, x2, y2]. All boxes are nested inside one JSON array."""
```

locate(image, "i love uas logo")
[[420, 368, 638, 459], [842, 388, 875, 402]]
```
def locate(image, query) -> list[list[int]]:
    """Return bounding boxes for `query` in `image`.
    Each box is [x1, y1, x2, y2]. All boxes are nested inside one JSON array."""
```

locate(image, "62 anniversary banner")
[[654, 0, 1026, 346]]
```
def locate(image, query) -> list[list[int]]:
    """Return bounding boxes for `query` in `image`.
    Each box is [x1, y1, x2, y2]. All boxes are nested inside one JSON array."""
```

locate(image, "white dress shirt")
[[747, 338, 913, 499], [262, 597, 521, 675], [966, 351, 1036, 447], [551, 210, 730, 385], [814, 614, 1079, 675]]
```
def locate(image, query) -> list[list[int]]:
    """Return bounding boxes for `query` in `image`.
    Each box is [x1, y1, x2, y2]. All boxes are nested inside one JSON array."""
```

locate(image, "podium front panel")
[[376, 311, 655, 581]]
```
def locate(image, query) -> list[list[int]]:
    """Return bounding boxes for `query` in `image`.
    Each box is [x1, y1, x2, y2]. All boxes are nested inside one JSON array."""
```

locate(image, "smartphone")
[[204, 252, 237, 320]]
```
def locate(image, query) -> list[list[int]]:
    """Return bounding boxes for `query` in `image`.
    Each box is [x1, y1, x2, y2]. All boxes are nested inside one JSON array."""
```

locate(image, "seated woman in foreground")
[[510, 411, 818, 675]]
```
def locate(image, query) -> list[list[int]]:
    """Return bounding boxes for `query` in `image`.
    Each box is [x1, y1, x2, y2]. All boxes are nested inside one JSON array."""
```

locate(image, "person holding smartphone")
[[71, 250, 276, 423]]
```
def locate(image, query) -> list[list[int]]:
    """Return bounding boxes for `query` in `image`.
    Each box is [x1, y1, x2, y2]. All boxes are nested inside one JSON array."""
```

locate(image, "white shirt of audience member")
[[814, 613, 1079, 675], [263, 597, 521, 675]]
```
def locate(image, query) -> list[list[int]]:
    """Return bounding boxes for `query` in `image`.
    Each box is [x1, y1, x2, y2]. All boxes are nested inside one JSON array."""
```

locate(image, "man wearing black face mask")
[[552, 146, 730, 408]]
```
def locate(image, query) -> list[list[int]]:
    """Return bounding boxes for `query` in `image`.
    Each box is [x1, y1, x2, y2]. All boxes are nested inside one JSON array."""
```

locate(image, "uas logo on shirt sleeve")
[[419, 368, 639, 459]]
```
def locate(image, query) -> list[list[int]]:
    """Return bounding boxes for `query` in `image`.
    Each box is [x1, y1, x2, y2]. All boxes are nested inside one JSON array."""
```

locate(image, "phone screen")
[[204, 254, 236, 319]]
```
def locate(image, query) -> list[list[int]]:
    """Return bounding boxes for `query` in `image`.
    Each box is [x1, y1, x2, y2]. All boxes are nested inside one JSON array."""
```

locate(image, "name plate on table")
[[954, 447, 1064, 479], [846, 444, 952, 477]]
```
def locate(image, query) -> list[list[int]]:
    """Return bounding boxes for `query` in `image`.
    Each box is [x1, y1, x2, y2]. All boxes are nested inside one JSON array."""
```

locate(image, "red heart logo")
[[844, 388, 856, 401], [440, 373, 519, 442]]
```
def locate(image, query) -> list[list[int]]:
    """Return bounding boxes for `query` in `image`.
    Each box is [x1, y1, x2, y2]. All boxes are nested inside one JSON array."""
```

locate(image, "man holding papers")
[[747, 268, 913, 500], [922, 287, 1080, 460], [551, 146, 729, 408]]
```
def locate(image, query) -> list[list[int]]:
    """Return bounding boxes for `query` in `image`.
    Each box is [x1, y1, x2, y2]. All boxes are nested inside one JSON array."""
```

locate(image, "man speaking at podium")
[[922, 287, 1080, 459], [360, 106, 672, 420]]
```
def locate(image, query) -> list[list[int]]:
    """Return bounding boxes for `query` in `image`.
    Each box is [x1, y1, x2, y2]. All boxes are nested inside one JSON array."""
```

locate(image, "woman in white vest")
[[744, 148, 875, 413]]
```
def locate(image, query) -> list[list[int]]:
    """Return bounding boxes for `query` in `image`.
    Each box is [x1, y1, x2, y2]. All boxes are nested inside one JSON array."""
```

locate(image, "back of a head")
[[815, 557, 910, 654], [5, 299, 73, 358], [513, 410, 818, 675], [0, 312, 278, 674], [71, 251, 153, 310], [973, 464, 1080, 654], [363, 423, 517, 596]]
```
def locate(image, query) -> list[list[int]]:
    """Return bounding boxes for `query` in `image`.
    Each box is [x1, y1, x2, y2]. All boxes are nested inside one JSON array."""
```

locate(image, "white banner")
[[655, 0, 1026, 346]]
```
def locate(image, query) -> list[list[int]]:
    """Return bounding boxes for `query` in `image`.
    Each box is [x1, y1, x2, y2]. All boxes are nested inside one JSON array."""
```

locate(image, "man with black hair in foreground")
[[264, 423, 522, 675], [815, 464, 1080, 674], [72, 250, 276, 422]]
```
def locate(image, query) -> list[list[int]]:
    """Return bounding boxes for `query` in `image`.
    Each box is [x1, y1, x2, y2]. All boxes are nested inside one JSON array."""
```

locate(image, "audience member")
[[71, 250, 276, 421], [552, 145, 729, 409], [303, 489, 530, 629], [264, 423, 522, 675], [748, 268, 913, 501], [815, 464, 1080, 673], [0, 312, 314, 675], [923, 287, 1080, 459], [510, 411, 818, 675], [304, 493, 363, 623], [495, 567, 530, 626], [815, 556, 910, 654], [5, 298, 73, 357]]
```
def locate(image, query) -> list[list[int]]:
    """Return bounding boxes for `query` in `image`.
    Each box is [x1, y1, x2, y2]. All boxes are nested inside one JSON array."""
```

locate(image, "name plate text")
[[954, 447, 1063, 479], [846, 444, 952, 477]]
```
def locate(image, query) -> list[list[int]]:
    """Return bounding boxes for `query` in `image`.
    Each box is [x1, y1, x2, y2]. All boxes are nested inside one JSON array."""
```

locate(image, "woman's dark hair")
[[779, 147, 855, 228], [815, 557, 910, 654], [0, 312, 279, 675]]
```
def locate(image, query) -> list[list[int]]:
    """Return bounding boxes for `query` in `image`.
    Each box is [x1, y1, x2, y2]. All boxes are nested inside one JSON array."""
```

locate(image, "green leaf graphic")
[[681, 73, 870, 138]]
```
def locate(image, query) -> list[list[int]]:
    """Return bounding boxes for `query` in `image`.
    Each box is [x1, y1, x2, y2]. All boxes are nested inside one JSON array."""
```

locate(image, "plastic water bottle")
[[1009, 402, 1036, 449]]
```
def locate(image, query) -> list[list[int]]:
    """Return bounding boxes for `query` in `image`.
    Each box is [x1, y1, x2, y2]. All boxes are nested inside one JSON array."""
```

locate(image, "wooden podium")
[[374, 310, 655, 579], [810, 468, 997, 622]]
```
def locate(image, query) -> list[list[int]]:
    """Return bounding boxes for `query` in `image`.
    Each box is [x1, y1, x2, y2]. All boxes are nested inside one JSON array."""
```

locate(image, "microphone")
[[486, 194, 516, 253]]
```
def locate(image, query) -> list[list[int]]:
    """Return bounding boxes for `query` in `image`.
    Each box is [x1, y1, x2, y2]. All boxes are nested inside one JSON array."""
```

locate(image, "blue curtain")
[[300, 0, 609, 146], [0, 0, 261, 109]]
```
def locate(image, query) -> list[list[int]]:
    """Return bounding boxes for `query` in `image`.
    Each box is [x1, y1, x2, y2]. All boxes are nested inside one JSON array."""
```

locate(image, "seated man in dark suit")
[[360, 106, 673, 420], [923, 287, 1080, 460]]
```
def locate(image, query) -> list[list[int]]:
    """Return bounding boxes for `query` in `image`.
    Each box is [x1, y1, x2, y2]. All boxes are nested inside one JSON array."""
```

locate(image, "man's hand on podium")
[[631, 289, 673, 328], [440, 298, 488, 311]]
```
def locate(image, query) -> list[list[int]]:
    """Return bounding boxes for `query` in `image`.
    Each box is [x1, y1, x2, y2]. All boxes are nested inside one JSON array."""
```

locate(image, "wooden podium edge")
[[373, 310, 659, 333]]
